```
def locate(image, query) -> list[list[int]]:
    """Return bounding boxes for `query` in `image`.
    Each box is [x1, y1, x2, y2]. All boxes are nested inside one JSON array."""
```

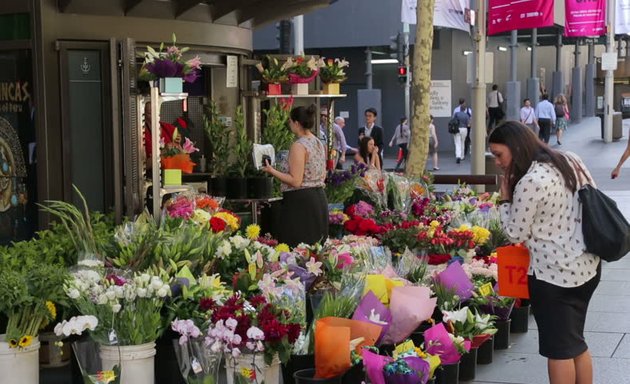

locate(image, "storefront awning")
[[57, 0, 335, 28]]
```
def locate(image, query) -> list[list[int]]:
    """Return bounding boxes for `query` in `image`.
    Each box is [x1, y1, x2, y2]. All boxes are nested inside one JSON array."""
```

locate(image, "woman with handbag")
[[554, 94, 570, 145], [489, 121, 600, 384]]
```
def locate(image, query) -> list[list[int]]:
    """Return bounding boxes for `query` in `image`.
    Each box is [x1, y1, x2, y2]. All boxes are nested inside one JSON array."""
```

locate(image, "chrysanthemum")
[[245, 224, 261, 240], [46, 301, 57, 319], [275, 243, 290, 253]]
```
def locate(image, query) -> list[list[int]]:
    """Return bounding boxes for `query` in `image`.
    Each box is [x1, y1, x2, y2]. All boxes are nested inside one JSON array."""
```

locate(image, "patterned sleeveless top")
[[281, 135, 326, 192]]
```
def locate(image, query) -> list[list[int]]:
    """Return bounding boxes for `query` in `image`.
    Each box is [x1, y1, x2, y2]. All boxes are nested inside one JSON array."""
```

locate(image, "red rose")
[[428, 253, 452, 265], [210, 216, 226, 232]]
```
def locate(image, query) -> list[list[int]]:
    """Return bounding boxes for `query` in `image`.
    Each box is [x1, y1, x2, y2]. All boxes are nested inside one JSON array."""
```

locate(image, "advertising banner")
[[488, 0, 554, 36], [402, 0, 470, 32], [618, 0, 630, 35], [565, 0, 606, 37]]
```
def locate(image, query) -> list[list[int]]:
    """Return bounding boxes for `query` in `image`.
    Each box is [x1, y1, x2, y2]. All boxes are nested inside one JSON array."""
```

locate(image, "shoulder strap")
[[565, 153, 591, 187]]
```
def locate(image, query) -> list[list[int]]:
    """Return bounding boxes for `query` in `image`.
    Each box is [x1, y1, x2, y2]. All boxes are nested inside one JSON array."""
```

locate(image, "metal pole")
[[556, 33, 563, 72], [531, 29, 538, 78], [472, 0, 486, 179], [604, 0, 615, 143], [403, 22, 411, 120], [510, 31, 517, 81], [366, 48, 373, 90], [293, 15, 304, 55]]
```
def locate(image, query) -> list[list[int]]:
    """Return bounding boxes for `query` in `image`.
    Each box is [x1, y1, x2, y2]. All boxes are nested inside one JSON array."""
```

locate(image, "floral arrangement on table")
[[140, 33, 201, 83], [318, 57, 349, 84], [65, 269, 171, 346], [286, 55, 321, 84], [255, 55, 292, 84]]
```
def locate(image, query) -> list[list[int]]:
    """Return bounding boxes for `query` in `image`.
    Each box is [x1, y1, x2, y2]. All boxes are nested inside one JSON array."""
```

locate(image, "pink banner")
[[488, 0, 554, 36], [564, 0, 606, 37]]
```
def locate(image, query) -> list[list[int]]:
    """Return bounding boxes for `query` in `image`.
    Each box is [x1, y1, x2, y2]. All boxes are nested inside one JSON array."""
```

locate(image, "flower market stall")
[[0, 165, 533, 384]]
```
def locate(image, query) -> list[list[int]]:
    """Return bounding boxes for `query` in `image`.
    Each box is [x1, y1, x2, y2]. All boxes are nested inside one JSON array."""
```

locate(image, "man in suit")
[[358, 107, 384, 165]]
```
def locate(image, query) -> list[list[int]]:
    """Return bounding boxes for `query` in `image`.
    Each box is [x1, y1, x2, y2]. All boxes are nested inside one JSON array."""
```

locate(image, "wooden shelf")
[[265, 94, 347, 98]]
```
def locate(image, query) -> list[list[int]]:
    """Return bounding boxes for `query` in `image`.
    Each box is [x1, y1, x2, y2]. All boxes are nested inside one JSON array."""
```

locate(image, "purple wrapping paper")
[[436, 262, 474, 300], [381, 286, 437, 345], [363, 349, 392, 384], [353, 291, 392, 345], [384, 356, 431, 384], [423, 323, 470, 365]]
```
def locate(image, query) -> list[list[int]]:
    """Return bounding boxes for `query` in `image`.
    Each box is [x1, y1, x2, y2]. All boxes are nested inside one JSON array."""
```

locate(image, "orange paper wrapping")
[[315, 317, 383, 379], [161, 154, 196, 174], [497, 244, 530, 299]]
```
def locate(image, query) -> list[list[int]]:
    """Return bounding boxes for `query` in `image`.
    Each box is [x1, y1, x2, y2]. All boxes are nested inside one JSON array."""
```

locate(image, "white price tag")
[[191, 357, 202, 374], [108, 329, 118, 345]]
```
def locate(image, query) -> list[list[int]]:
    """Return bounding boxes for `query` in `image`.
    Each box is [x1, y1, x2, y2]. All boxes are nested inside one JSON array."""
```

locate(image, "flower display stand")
[[158, 77, 183, 94], [291, 83, 309, 95], [0, 334, 40, 384], [100, 342, 157, 384], [225, 353, 280, 384], [323, 83, 340, 95]]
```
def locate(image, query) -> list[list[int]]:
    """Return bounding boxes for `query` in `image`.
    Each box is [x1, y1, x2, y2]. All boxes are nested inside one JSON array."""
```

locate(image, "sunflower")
[[8, 339, 18, 348], [19, 335, 33, 348], [46, 301, 57, 319], [245, 224, 261, 240]]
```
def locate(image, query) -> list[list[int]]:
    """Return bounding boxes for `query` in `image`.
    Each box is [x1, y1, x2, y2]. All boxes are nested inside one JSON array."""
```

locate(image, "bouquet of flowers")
[[255, 55, 292, 84], [442, 306, 497, 348], [318, 58, 349, 84], [65, 269, 171, 346], [0, 261, 68, 348], [286, 56, 321, 84], [171, 319, 222, 384], [160, 127, 199, 174], [140, 33, 201, 83]]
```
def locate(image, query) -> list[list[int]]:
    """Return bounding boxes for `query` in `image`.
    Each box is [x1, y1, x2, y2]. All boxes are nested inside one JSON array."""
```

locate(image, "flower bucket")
[[39, 331, 71, 368], [292, 83, 309, 95], [458, 348, 477, 381], [267, 83, 282, 95], [225, 353, 280, 384], [323, 83, 340, 95], [282, 354, 315, 384], [100, 342, 157, 384], [476, 336, 494, 365], [247, 176, 273, 199], [509, 304, 530, 333], [434, 362, 458, 384], [0, 334, 40, 384], [494, 319, 511, 350], [209, 176, 227, 197], [294, 368, 342, 384], [225, 177, 248, 199], [158, 77, 183, 94]]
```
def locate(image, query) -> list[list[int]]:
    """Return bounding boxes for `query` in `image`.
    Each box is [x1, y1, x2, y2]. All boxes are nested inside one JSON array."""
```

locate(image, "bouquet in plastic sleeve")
[[434, 261, 474, 301], [357, 169, 389, 209], [171, 319, 221, 384], [352, 291, 392, 345], [380, 286, 436, 345], [363, 341, 440, 384], [423, 323, 470, 365], [387, 173, 411, 212], [442, 306, 497, 349]]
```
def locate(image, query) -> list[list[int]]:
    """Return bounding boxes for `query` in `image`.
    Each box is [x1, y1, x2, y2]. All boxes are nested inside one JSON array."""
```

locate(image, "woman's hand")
[[612, 167, 621, 180]]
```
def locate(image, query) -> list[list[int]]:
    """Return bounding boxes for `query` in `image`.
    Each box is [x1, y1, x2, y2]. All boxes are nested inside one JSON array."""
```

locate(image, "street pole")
[[603, 0, 615, 143], [403, 22, 411, 121], [293, 15, 304, 55], [366, 48, 373, 90], [472, 0, 486, 179]]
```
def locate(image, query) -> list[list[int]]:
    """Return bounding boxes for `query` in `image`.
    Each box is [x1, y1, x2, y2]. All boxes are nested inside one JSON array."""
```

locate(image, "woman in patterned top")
[[489, 121, 600, 384], [262, 104, 328, 247]]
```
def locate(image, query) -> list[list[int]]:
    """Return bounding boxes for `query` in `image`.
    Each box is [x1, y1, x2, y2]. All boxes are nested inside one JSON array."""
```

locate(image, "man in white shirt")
[[535, 94, 556, 144], [486, 84, 504, 131], [453, 98, 472, 158], [520, 98, 538, 135]]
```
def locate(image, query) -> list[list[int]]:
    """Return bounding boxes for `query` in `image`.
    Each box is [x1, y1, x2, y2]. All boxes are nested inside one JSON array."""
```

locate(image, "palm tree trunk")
[[405, 0, 435, 178]]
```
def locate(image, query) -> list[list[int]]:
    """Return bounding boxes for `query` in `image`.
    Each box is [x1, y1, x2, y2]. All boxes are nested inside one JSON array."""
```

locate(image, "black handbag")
[[571, 158, 630, 262]]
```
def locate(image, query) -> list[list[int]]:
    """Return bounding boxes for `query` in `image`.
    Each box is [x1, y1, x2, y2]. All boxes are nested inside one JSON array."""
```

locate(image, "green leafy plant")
[[203, 102, 231, 177], [228, 106, 252, 177], [261, 102, 293, 152], [255, 55, 291, 84]]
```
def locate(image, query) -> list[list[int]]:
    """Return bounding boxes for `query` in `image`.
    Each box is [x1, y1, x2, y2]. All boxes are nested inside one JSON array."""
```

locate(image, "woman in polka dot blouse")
[[489, 121, 600, 384]]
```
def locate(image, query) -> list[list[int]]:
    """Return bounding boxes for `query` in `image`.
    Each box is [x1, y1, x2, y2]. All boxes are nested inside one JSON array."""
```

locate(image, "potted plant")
[[160, 127, 199, 184], [256, 55, 291, 95], [318, 58, 349, 95], [204, 102, 231, 196], [226, 106, 251, 199], [139, 33, 201, 93], [287, 56, 321, 95]]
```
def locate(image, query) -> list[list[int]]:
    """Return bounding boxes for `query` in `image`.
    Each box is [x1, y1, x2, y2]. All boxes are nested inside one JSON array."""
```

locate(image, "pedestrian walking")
[[452, 99, 472, 164], [554, 94, 570, 146], [388, 116, 410, 171], [486, 84, 504, 131], [490, 121, 600, 384], [520, 98, 538, 135], [428, 115, 439, 170], [535, 94, 556, 144]]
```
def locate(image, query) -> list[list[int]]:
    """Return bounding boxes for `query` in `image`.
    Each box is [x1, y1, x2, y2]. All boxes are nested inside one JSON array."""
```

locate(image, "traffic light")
[[389, 32, 404, 66], [398, 65, 407, 84], [275, 20, 292, 54]]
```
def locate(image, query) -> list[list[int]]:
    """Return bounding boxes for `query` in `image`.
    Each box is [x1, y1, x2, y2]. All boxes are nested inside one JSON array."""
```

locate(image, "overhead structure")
[[56, 0, 334, 28]]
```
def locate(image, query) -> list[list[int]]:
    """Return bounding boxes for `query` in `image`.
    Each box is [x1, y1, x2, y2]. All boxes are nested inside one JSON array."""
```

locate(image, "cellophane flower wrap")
[[352, 291, 391, 345], [423, 322, 470, 365], [65, 268, 171, 345], [381, 286, 437, 345]]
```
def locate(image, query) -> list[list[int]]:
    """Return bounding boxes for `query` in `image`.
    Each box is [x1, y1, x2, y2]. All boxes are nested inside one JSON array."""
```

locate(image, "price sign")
[[478, 282, 494, 297], [496, 245, 530, 299]]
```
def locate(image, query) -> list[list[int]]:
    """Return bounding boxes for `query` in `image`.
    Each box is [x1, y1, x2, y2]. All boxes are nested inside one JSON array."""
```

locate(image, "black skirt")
[[278, 187, 328, 247], [528, 262, 601, 359]]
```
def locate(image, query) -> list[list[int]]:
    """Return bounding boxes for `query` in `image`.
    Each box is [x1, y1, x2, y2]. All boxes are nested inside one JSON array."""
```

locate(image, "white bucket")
[[225, 353, 280, 384], [100, 342, 156, 384], [0, 334, 40, 384]]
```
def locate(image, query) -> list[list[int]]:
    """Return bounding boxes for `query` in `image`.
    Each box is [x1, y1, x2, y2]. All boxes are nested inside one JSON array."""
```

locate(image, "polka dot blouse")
[[499, 153, 599, 287]]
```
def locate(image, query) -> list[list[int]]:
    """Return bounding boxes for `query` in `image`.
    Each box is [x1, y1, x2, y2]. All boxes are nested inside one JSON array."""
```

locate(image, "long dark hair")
[[488, 121, 577, 194], [290, 104, 317, 130], [359, 136, 374, 163]]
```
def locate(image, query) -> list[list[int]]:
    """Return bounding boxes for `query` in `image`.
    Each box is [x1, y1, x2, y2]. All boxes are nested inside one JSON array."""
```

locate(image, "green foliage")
[[319, 58, 349, 84], [204, 102, 231, 176], [261, 103, 293, 152], [379, 227, 421, 255], [255, 55, 290, 84], [228, 106, 252, 177]]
